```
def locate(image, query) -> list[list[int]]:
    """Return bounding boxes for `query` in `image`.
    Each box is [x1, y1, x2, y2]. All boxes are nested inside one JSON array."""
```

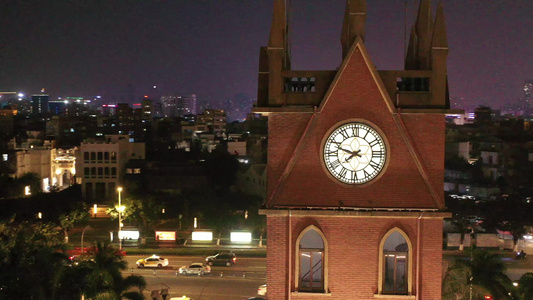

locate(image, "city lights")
[[230, 232, 252, 243], [192, 231, 212, 241]]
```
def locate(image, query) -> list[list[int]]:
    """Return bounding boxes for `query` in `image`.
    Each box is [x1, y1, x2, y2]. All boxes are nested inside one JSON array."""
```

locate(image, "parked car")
[[178, 263, 211, 275], [257, 284, 267, 296], [205, 252, 237, 266], [136, 255, 169, 268]]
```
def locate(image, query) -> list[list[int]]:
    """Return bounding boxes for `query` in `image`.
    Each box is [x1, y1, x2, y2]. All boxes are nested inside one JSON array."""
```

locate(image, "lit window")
[[134, 168, 141, 174], [297, 226, 326, 293], [380, 229, 411, 295], [2, 154, 7, 161]]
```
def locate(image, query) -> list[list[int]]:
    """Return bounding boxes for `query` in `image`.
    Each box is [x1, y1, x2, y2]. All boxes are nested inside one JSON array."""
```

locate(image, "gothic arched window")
[[379, 228, 412, 295], [297, 226, 327, 293]]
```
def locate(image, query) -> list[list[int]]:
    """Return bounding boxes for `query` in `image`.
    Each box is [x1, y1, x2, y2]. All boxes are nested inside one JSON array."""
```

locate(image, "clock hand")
[[339, 147, 354, 154], [344, 149, 362, 162]]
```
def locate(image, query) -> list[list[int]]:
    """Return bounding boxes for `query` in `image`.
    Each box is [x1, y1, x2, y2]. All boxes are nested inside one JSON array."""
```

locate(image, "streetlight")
[[117, 187, 123, 250]]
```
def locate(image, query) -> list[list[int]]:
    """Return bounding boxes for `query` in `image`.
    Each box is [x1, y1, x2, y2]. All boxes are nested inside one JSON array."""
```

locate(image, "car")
[[68, 254, 92, 266], [136, 255, 169, 268], [257, 284, 267, 296], [205, 252, 237, 266], [178, 263, 211, 275]]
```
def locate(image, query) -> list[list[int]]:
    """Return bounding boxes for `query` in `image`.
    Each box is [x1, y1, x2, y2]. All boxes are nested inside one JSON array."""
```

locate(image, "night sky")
[[1, 0, 531, 109]]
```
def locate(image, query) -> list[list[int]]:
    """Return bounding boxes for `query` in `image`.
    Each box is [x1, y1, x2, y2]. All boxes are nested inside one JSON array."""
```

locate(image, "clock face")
[[323, 122, 387, 185]]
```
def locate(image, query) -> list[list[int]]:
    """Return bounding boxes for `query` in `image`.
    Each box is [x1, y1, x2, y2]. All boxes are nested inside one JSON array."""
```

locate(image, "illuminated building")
[[255, 0, 456, 298], [196, 109, 226, 135], [160, 94, 197, 117], [51, 148, 76, 189], [31, 93, 49, 115], [76, 135, 145, 201]]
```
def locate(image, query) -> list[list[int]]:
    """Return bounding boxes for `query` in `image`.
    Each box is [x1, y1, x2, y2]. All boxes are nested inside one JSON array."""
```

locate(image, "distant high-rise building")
[[474, 106, 492, 125], [48, 100, 66, 115], [160, 94, 197, 117], [524, 80, 533, 116], [142, 99, 154, 118], [31, 94, 49, 115]]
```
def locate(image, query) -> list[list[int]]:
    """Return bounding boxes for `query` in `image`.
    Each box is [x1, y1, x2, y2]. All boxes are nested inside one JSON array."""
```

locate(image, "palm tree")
[[516, 272, 533, 300], [443, 249, 514, 300], [80, 241, 145, 300]]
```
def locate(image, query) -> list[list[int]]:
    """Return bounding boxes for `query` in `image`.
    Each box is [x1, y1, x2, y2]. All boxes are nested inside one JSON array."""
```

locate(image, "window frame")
[[378, 228, 413, 296], [294, 225, 328, 293]]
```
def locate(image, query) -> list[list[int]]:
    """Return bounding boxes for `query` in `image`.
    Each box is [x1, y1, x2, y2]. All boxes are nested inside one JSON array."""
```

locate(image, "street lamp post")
[[117, 187, 123, 250]]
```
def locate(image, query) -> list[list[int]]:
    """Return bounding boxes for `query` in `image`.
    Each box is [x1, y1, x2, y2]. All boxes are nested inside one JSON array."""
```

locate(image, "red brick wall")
[[265, 48, 445, 209], [266, 215, 444, 299], [265, 45, 446, 299], [267, 113, 313, 202]]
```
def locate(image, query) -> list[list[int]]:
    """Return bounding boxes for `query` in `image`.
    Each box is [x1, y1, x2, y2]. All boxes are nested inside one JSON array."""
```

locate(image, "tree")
[[0, 221, 68, 299], [127, 198, 163, 245], [446, 195, 478, 251], [80, 241, 145, 300], [516, 272, 533, 299], [442, 250, 514, 300], [481, 197, 532, 252], [59, 203, 90, 243], [202, 146, 239, 193]]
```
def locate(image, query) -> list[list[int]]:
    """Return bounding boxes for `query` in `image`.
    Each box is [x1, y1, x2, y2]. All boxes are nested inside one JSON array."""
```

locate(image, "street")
[[123, 255, 266, 299], [122, 252, 533, 299]]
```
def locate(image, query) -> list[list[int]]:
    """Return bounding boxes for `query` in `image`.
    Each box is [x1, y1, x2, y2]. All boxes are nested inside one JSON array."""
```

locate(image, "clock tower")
[[254, 0, 457, 299]]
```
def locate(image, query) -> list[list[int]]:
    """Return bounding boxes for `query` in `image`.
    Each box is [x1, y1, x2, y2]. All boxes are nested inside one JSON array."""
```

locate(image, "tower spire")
[[430, 1, 449, 107], [431, 2, 448, 50], [268, 0, 290, 68], [415, 0, 432, 70], [405, 26, 418, 70], [265, 0, 290, 106], [340, 0, 366, 59]]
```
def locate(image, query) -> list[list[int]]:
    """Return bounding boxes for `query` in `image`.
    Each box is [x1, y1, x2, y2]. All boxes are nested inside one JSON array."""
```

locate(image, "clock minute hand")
[[344, 149, 361, 162], [339, 147, 354, 154]]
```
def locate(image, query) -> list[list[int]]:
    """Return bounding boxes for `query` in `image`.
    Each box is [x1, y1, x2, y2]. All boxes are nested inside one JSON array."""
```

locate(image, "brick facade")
[[257, 1, 452, 298], [265, 215, 445, 299]]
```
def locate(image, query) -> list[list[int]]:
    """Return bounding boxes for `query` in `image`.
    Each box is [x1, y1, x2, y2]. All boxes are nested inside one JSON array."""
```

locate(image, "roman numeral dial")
[[323, 122, 387, 185]]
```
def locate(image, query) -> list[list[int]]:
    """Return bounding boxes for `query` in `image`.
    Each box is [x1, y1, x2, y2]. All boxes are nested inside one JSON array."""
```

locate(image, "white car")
[[178, 263, 211, 275], [136, 255, 169, 268], [258, 284, 267, 296]]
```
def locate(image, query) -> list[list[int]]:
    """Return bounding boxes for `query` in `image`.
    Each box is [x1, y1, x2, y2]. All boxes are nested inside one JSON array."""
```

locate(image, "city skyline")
[[1, 0, 531, 109]]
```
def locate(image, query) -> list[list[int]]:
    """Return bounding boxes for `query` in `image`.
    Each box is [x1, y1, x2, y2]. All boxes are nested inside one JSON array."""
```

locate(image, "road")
[[443, 251, 533, 281], [123, 255, 266, 299], [122, 253, 533, 299]]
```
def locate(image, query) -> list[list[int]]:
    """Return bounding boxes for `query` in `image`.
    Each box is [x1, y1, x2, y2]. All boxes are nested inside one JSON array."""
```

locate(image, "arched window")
[[379, 228, 412, 295], [297, 226, 327, 293]]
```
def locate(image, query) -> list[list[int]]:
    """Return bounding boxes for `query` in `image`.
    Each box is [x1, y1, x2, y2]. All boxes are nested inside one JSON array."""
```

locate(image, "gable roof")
[[266, 39, 444, 210]]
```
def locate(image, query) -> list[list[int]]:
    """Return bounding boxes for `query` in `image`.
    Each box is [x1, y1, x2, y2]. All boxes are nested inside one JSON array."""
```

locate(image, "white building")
[[76, 135, 145, 201]]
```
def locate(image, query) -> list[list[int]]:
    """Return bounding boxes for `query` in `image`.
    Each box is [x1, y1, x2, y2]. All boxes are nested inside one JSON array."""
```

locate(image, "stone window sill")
[[292, 291, 332, 297], [374, 294, 415, 299]]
